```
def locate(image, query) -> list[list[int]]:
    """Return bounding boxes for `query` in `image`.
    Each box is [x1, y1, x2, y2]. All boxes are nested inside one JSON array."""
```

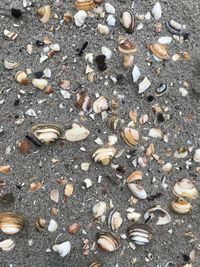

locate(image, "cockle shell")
[[92, 146, 117, 165], [93, 96, 108, 113], [127, 224, 153, 245], [4, 59, 19, 70], [37, 5, 51, 23], [15, 71, 29, 85], [121, 127, 139, 147], [119, 9, 135, 33], [31, 124, 62, 144], [74, 10, 88, 27], [75, 0, 95, 11], [171, 198, 192, 214], [108, 210, 123, 231], [0, 213, 25, 235], [52, 241, 71, 257], [96, 232, 120, 252], [172, 179, 198, 199], [93, 201, 107, 218], [149, 43, 169, 60], [65, 123, 90, 142], [0, 239, 15, 251], [128, 184, 147, 199]]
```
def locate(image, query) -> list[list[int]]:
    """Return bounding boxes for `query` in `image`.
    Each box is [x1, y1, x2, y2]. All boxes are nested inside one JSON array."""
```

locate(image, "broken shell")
[[127, 171, 143, 183], [139, 114, 148, 124], [92, 146, 116, 165], [0, 165, 10, 174], [108, 210, 123, 231], [118, 39, 137, 55], [155, 83, 168, 96], [48, 219, 58, 232], [65, 123, 90, 142], [74, 10, 88, 27], [172, 179, 198, 199], [64, 184, 74, 197], [75, 0, 95, 11], [68, 223, 80, 234], [52, 241, 71, 257], [171, 198, 192, 214], [148, 128, 162, 138], [93, 201, 107, 218], [132, 65, 141, 83], [101, 46, 112, 60], [149, 43, 169, 60], [82, 178, 92, 189], [37, 5, 51, 23], [4, 30, 18, 40], [107, 116, 119, 130], [63, 12, 73, 23], [93, 96, 108, 113], [162, 162, 172, 173], [89, 261, 101, 267], [126, 208, 141, 221], [0, 239, 15, 251], [138, 77, 151, 94], [31, 124, 62, 144], [127, 224, 153, 245], [174, 147, 188, 158], [32, 79, 48, 90], [154, 21, 162, 33], [105, 3, 115, 14], [193, 148, 200, 162], [15, 71, 29, 85], [121, 127, 139, 147], [119, 9, 135, 33], [4, 59, 19, 70], [144, 205, 171, 225], [158, 36, 172, 45], [97, 24, 109, 35], [128, 184, 147, 199], [96, 232, 120, 252], [29, 182, 43, 192], [151, 2, 162, 20], [36, 218, 46, 231], [27, 44, 33, 55], [50, 190, 59, 203], [0, 213, 25, 235], [76, 91, 93, 113]]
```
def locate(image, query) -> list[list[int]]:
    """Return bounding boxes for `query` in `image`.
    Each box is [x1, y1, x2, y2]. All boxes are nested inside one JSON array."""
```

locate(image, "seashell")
[[193, 148, 200, 162], [89, 261, 101, 267], [4, 59, 19, 70], [171, 198, 192, 214], [65, 123, 90, 142], [172, 179, 198, 199], [145, 143, 155, 157], [82, 178, 92, 189], [132, 65, 141, 83], [151, 2, 162, 20], [108, 210, 123, 231], [75, 0, 95, 11], [149, 43, 169, 60], [96, 232, 120, 252], [4, 30, 18, 40], [127, 171, 143, 183], [105, 3, 115, 14], [145, 12, 151, 21], [108, 135, 118, 146], [0, 239, 15, 251], [138, 77, 151, 94], [144, 205, 171, 225], [15, 71, 29, 85], [121, 127, 139, 147], [85, 53, 94, 64], [174, 147, 188, 158], [48, 219, 58, 232], [128, 183, 147, 199], [148, 128, 162, 138], [154, 21, 162, 33], [18, 139, 31, 154], [106, 15, 116, 26], [126, 208, 141, 221], [0, 213, 25, 235], [158, 36, 172, 45], [50, 190, 59, 203], [162, 162, 172, 173], [63, 12, 73, 23], [52, 241, 71, 257], [93, 201, 107, 218], [93, 96, 108, 113], [107, 115, 120, 130], [29, 182, 43, 192], [0, 165, 10, 174], [101, 46, 112, 60], [68, 223, 80, 234], [36, 218, 46, 231], [92, 146, 117, 165], [64, 184, 74, 197], [139, 114, 148, 124], [97, 24, 109, 35], [127, 224, 153, 245], [32, 79, 48, 90], [31, 124, 62, 144], [118, 39, 137, 55], [74, 10, 88, 27], [37, 5, 51, 23], [119, 9, 135, 33], [155, 83, 168, 96], [129, 110, 137, 123], [165, 19, 187, 36], [27, 44, 33, 55]]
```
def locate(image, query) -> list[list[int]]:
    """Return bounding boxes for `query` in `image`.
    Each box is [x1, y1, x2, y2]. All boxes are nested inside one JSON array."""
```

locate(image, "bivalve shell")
[[15, 71, 29, 85], [93, 201, 107, 218], [0, 213, 25, 235], [193, 148, 200, 162], [4, 59, 19, 70], [52, 241, 71, 257], [31, 124, 62, 144], [172, 179, 198, 199], [37, 5, 51, 23], [65, 123, 90, 142], [0, 239, 15, 251], [75, 0, 95, 11], [127, 224, 153, 245], [4, 30, 18, 40], [32, 79, 48, 90], [74, 10, 88, 27], [89, 261, 101, 267], [171, 198, 192, 214], [93, 96, 108, 113], [144, 205, 171, 225], [149, 43, 169, 60], [76, 91, 93, 113], [165, 19, 188, 37], [121, 127, 139, 147], [96, 232, 120, 252], [127, 171, 143, 183], [128, 184, 147, 199], [138, 77, 151, 94], [118, 39, 137, 55], [108, 210, 123, 231], [119, 9, 135, 33], [92, 146, 117, 165]]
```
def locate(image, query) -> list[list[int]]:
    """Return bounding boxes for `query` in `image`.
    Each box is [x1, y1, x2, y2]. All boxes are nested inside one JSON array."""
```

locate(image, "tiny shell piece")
[[74, 10, 88, 27], [64, 184, 74, 197], [65, 123, 90, 142], [93, 201, 106, 218], [52, 241, 71, 257], [138, 77, 151, 94], [50, 190, 59, 203], [151, 2, 162, 20]]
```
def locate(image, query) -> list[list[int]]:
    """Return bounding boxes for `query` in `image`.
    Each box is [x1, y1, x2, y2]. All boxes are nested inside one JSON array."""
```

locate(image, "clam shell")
[[15, 71, 29, 85], [155, 83, 168, 96], [89, 261, 101, 267], [74, 10, 88, 27], [0, 239, 15, 251], [0, 213, 25, 235], [52, 241, 71, 257], [75, 0, 95, 11], [172, 179, 198, 199], [148, 128, 162, 138], [31, 124, 62, 144], [144, 205, 171, 225], [119, 9, 135, 33], [121, 127, 139, 147], [97, 24, 109, 35], [171, 198, 192, 214], [96, 232, 120, 252], [118, 39, 137, 54], [4, 59, 19, 70], [127, 171, 143, 183], [50, 190, 59, 203], [93, 96, 108, 113], [65, 123, 90, 142], [107, 116, 119, 130], [4, 30, 18, 40], [37, 5, 51, 23], [165, 19, 188, 36], [92, 146, 117, 165], [149, 43, 169, 60], [128, 183, 147, 199], [93, 201, 107, 218], [108, 210, 123, 231], [127, 224, 153, 245], [193, 148, 200, 162]]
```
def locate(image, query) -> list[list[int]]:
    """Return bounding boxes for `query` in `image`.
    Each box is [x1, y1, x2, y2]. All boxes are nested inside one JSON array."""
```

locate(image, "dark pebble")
[[11, 8, 22, 18]]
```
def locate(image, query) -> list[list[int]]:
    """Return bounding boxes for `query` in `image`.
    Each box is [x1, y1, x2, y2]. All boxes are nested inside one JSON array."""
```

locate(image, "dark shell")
[[165, 19, 189, 38], [155, 83, 168, 96]]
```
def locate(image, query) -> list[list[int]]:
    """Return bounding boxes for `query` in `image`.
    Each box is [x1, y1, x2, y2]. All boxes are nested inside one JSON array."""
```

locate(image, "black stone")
[[157, 113, 165, 122], [34, 71, 44, 78], [14, 99, 20, 107], [147, 95, 154, 102], [36, 40, 44, 46], [11, 8, 22, 18], [96, 55, 107, 71]]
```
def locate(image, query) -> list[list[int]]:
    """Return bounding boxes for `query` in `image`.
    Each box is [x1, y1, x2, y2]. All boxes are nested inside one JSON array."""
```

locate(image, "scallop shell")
[[119, 9, 135, 33], [128, 183, 147, 199], [121, 127, 139, 147], [65, 123, 90, 142], [96, 232, 120, 252], [4, 59, 19, 70], [127, 171, 143, 183], [92, 146, 117, 165], [172, 179, 198, 199], [37, 5, 51, 23], [0, 213, 25, 235], [93, 96, 108, 113], [15, 71, 29, 85], [75, 0, 95, 11], [31, 124, 62, 144], [74, 10, 88, 27], [89, 261, 101, 267], [149, 43, 169, 60], [108, 210, 123, 231], [171, 198, 192, 214], [127, 224, 153, 245], [118, 39, 137, 54]]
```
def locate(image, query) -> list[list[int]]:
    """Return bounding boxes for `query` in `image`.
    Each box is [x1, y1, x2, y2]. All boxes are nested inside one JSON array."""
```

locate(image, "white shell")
[[144, 205, 171, 225], [0, 239, 15, 251], [4, 59, 19, 70], [50, 190, 59, 203], [48, 219, 58, 232], [65, 123, 90, 142], [151, 2, 162, 20], [43, 68, 52, 78], [126, 208, 141, 221], [93, 96, 108, 113], [93, 201, 107, 218], [74, 10, 87, 27], [138, 77, 151, 94], [52, 241, 71, 257], [106, 15, 116, 26], [144, 12, 151, 21], [105, 3, 115, 14], [85, 53, 94, 64], [158, 36, 172, 45], [50, 43, 60, 51], [60, 90, 71, 99], [148, 128, 162, 138], [32, 79, 48, 90], [162, 162, 172, 172], [97, 24, 109, 35], [194, 148, 200, 162], [101, 46, 112, 60], [173, 179, 198, 199], [128, 183, 147, 199], [132, 65, 141, 83]]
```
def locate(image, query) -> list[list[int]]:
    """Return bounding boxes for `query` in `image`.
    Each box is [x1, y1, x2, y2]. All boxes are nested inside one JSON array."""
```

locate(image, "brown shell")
[[0, 213, 25, 235], [89, 261, 101, 267], [121, 127, 139, 147], [75, 0, 95, 11], [96, 232, 120, 252], [118, 39, 137, 54], [149, 43, 169, 60]]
